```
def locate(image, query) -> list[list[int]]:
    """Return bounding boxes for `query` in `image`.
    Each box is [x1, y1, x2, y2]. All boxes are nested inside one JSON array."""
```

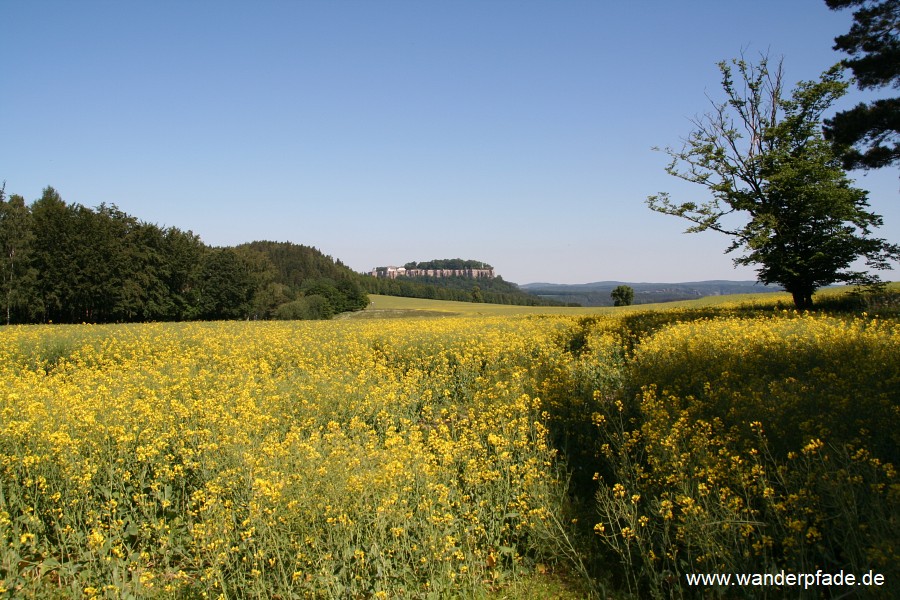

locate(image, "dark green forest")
[[0, 185, 368, 324], [0, 185, 566, 324], [403, 258, 492, 270], [362, 273, 571, 307]]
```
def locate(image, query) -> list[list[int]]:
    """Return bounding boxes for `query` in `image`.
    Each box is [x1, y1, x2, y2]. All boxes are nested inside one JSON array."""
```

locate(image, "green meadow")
[[347, 284, 890, 319]]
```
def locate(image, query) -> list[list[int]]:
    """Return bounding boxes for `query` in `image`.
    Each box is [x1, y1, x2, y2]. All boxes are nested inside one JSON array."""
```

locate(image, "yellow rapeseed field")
[[2, 298, 898, 598], [0, 317, 584, 598], [591, 310, 900, 597]]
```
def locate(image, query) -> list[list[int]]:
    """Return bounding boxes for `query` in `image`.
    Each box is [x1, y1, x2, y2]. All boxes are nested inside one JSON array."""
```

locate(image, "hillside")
[[235, 241, 369, 319], [363, 258, 569, 307], [0, 183, 371, 323], [362, 274, 570, 307], [521, 280, 783, 307]]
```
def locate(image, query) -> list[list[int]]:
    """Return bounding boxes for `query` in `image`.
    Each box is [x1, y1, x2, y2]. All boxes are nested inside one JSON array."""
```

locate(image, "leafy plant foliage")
[[403, 258, 493, 270], [362, 273, 570, 307], [823, 0, 899, 169], [648, 55, 899, 309], [0, 185, 368, 323], [610, 285, 634, 307]]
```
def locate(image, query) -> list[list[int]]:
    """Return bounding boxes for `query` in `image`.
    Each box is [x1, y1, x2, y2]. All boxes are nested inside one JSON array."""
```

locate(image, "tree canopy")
[[0, 186, 368, 323], [403, 258, 493, 270], [0, 183, 36, 325], [361, 273, 569, 306], [823, 0, 899, 169], [610, 285, 634, 307], [648, 55, 899, 309]]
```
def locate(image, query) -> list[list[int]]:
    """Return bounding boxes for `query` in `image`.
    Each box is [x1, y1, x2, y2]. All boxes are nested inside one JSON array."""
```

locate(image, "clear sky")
[[2, 0, 897, 284]]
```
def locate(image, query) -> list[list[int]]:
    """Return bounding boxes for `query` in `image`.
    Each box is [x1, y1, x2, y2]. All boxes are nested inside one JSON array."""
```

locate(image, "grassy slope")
[[340, 291, 789, 319], [339, 295, 610, 318], [343, 284, 897, 320]]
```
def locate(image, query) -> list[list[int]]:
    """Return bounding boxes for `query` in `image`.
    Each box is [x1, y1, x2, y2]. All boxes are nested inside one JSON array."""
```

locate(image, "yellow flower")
[[802, 438, 824, 455]]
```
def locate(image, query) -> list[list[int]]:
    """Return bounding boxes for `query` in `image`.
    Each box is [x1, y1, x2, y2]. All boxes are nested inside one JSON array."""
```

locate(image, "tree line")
[[361, 273, 573, 306], [402, 258, 493, 270], [0, 185, 368, 324]]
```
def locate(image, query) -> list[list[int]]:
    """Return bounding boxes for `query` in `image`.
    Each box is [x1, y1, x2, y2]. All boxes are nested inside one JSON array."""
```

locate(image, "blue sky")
[[2, 0, 897, 284]]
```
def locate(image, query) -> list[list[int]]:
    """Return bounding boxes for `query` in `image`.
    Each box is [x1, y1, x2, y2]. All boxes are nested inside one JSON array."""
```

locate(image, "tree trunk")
[[791, 289, 814, 310]]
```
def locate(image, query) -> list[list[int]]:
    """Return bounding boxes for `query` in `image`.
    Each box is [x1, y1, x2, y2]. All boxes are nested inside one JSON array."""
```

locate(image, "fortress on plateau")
[[370, 259, 495, 280]]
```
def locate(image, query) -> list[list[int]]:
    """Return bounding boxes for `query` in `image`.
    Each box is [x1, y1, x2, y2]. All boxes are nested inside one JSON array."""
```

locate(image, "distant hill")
[[362, 258, 569, 307], [403, 259, 493, 270], [234, 241, 369, 319], [520, 280, 783, 307], [239, 240, 362, 287]]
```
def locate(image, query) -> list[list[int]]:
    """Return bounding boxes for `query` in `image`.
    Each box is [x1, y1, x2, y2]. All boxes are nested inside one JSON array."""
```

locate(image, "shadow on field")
[[537, 288, 900, 599]]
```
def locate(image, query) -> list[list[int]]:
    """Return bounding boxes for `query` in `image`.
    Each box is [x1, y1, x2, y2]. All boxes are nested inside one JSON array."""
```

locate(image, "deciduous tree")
[[610, 285, 634, 306], [648, 55, 899, 309]]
